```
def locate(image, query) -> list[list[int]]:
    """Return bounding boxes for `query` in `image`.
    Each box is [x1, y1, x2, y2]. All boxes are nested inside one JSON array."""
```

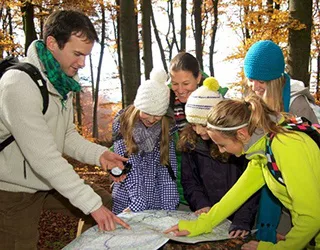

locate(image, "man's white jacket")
[[0, 40, 107, 214]]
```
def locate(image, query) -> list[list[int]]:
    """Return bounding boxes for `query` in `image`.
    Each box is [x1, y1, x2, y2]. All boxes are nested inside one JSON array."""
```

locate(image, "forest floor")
[[37, 158, 111, 250]]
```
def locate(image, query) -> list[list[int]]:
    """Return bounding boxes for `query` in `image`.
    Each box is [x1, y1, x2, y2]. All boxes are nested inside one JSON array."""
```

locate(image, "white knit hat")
[[185, 77, 224, 125], [134, 68, 169, 116]]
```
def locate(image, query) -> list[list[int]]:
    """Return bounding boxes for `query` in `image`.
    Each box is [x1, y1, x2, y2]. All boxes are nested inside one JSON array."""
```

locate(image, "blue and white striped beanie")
[[244, 40, 285, 81], [185, 77, 223, 125]]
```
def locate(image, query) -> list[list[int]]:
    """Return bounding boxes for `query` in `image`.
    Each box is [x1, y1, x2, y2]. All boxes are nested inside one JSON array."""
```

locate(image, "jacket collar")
[[25, 40, 78, 99], [243, 114, 283, 162], [244, 128, 266, 161]]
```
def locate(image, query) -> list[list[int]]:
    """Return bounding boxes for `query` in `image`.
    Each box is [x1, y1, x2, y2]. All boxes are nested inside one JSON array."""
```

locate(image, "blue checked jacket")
[[111, 110, 179, 214]]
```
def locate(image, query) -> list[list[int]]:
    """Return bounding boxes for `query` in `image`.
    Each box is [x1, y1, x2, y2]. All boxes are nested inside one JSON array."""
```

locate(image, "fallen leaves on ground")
[[38, 158, 111, 250]]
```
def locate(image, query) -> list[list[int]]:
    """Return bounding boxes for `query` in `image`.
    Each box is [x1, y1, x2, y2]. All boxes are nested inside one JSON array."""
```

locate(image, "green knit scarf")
[[35, 40, 81, 105]]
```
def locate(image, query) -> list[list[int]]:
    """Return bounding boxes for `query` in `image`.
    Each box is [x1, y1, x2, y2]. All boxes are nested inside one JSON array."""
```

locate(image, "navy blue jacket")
[[181, 138, 260, 232]]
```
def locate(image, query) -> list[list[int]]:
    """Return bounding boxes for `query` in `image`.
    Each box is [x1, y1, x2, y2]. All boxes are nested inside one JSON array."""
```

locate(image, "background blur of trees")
[[0, 0, 319, 140]]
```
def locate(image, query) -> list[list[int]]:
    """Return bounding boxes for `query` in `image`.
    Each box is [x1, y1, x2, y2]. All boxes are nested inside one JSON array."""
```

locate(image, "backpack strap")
[[0, 63, 48, 152], [265, 116, 320, 186], [283, 117, 320, 148], [0, 135, 15, 152], [8, 63, 49, 114], [265, 132, 286, 186]]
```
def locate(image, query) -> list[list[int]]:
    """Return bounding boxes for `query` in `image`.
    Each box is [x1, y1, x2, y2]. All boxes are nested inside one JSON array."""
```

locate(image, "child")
[[111, 68, 179, 214], [179, 77, 259, 238], [244, 39, 319, 242], [165, 95, 320, 250], [244, 40, 318, 123]]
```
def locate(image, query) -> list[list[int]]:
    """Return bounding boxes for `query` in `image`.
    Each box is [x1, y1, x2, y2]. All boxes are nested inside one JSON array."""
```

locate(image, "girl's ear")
[[197, 73, 202, 85], [236, 128, 250, 143]]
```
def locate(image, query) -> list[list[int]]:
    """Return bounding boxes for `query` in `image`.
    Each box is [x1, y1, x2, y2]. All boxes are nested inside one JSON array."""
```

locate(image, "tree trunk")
[[119, 0, 140, 107], [193, 0, 203, 69], [89, 55, 95, 101], [92, 4, 106, 139], [317, 54, 320, 94], [141, 0, 153, 80], [267, 0, 273, 13], [180, 0, 187, 52], [165, 0, 179, 60], [115, 0, 124, 106], [21, 1, 37, 54], [240, 4, 251, 43], [75, 91, 82, 134], [209, 0, 218, 76], [287, 0, 312, 86], [151, 9, 168, 72]]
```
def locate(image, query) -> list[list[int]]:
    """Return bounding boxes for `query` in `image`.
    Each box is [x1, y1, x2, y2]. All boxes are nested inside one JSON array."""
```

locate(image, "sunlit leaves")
[[220, 0, 316, 87]]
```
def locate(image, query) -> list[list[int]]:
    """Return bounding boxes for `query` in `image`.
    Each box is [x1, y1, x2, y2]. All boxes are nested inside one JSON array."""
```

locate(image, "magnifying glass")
[[108, 162, 132, 178]]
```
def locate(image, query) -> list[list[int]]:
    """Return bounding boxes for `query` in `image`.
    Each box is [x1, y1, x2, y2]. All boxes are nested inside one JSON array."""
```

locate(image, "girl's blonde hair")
[[245, 75, 285, 112], [178, 125, 230, 162], [119, 105, 173, 166], [207, 95, 287, 138]]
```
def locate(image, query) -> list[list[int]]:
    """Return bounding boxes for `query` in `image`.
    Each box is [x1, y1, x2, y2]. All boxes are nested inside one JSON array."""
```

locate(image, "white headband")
[[207, 122, 248, 131]]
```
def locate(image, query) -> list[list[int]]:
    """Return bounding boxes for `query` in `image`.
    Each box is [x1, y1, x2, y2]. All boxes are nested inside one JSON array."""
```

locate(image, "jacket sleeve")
[[181, 151, 212, 211], [120, 158, 148, 212], [111, 113, 147, 212], [158, 140, 180, 210], [0, 70, 103, 215], [257, 133, 320, 250], [290, 95, 318, 124], [178, 158, 265, 237]]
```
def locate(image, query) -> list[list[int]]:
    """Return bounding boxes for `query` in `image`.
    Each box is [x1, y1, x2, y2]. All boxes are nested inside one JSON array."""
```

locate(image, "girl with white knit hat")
[[178, 77, 259, 238], [111, 68, 179, 214]]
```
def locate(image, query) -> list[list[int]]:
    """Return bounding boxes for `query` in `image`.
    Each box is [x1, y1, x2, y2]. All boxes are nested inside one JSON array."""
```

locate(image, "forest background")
[[1, 0, 320, 144], [0, 0, 320, 249]]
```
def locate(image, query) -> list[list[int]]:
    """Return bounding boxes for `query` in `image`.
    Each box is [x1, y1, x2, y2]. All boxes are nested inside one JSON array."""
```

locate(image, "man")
[[0, 9, 129, 250]]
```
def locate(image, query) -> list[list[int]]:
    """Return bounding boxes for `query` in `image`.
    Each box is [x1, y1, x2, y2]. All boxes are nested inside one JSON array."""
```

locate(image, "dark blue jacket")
[[181, 138, 260, 232]]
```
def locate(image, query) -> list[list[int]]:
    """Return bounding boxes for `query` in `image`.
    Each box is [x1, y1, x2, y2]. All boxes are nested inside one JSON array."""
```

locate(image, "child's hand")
[[229, 229, 249, 238], [123, 207, 131, 213], [241, 240, 259, 250], [163, 224, 190, 237], [276, 232, 286, 242], [110, 173, 127, 183], [194, 207, 210, 215]]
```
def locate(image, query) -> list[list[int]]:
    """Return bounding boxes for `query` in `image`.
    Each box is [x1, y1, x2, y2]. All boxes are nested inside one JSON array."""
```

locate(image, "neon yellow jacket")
[[179, 130, 320, 249]]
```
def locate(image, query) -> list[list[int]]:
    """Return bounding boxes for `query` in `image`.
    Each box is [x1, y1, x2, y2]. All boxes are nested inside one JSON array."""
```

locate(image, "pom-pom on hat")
[[244, 40, 285, 81], [185, 77, 224, 125], [134, 68, 170, 116]]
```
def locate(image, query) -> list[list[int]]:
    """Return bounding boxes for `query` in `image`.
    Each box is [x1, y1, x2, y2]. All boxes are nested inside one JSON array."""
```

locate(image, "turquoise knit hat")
[[244, 40, 284, 81], [244, 40, 291, 112]]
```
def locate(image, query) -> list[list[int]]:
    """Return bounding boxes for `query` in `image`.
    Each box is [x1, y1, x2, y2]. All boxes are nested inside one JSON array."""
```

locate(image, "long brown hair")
[[207, 95, 288, 138], [119, 105, 174, 166], [178, 125, 230, 162], [245, 75, 285, 112]]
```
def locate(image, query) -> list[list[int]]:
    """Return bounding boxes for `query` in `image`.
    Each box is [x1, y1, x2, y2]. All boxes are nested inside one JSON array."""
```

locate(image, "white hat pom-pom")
[[150, 68, 167, 84]]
